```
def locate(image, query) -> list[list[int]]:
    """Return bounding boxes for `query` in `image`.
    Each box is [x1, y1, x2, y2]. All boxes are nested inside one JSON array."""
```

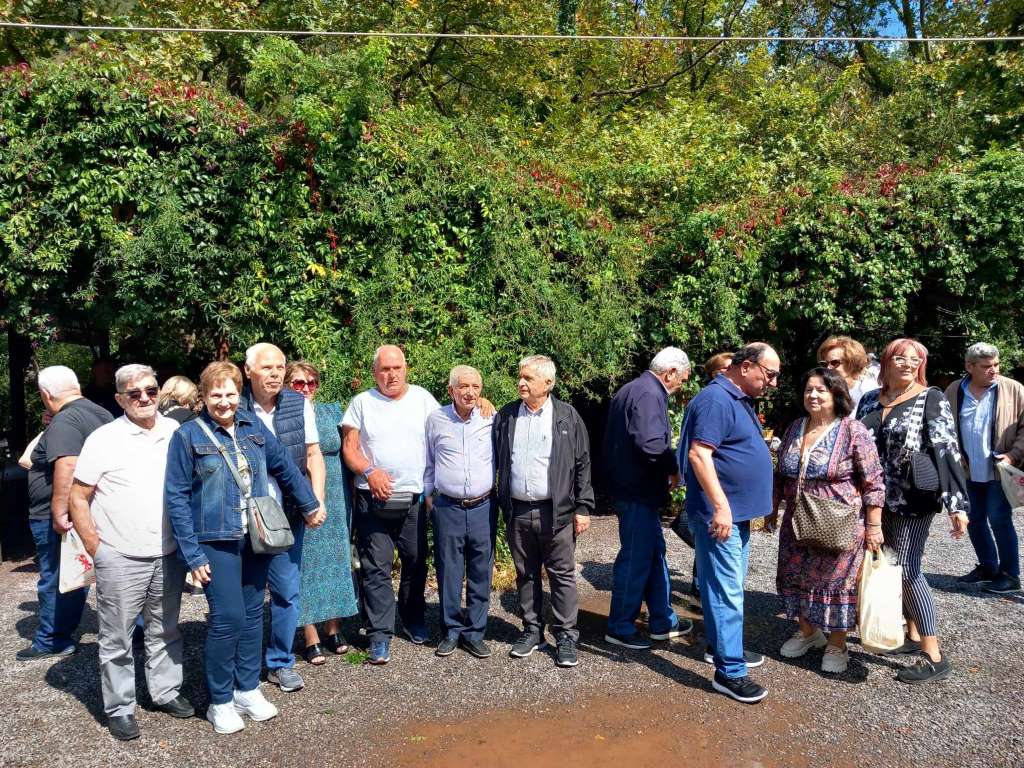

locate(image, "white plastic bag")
[[858, 548, 904, 653], [997, 462, 1024, 513], [58, 530, 95, 593]]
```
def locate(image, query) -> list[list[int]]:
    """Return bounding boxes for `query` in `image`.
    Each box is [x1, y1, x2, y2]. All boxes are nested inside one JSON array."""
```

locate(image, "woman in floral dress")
[[769, 367, 885, 674], [857, 338, 970, 684]]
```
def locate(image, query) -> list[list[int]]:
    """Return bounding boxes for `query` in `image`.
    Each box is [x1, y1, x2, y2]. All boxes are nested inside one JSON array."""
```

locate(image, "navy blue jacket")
[[604, 371, 678, 506], [165, 410, 319, 571]]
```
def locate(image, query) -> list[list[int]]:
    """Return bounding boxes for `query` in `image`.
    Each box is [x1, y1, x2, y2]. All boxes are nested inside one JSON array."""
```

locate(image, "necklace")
[[886, 381, 916, 403]]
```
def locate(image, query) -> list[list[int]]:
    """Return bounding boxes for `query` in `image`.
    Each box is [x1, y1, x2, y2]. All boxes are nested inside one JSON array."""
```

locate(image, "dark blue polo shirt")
[[680, 375, 772, 524]]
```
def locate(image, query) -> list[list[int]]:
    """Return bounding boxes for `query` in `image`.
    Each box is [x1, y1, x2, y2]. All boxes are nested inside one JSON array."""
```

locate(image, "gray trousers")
[[507, 501, 579, 641], [93, 546, 185, 716]]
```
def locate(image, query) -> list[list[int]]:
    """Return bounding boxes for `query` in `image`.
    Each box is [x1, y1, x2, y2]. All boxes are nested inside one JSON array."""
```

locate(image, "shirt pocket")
[[194, 444, 222, 479]]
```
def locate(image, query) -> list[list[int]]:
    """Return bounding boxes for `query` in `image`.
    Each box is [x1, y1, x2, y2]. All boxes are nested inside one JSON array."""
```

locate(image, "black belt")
[[438, 492, 493, 508]]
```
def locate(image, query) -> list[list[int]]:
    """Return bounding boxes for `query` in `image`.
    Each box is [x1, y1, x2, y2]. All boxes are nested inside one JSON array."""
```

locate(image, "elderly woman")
[[285, 361, 359, 665], [768, 368, 885, 673], [158, 375, 200, 424], [165, 362, 319, 734], [856, 338, 970, 684], [818, 336, 880, 411]]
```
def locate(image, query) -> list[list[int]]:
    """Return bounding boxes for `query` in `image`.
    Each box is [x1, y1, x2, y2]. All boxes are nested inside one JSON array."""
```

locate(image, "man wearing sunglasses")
[[68, 365, 193, 740]]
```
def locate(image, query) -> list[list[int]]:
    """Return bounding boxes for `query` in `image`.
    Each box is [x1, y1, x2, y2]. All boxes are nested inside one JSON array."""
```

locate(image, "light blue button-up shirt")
[[961, 379, 996, 483], [424, 404, 495, 499], [510, 399, 553, 501]]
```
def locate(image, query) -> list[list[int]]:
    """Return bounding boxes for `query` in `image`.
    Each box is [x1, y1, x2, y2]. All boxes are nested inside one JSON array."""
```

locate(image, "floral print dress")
[[856, 388, 969, 518], [775, 417, 886, 632]]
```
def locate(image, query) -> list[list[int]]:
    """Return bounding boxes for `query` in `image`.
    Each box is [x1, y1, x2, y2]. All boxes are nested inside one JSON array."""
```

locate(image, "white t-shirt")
[[73, 414, 180, 557], [252, 396, 318, 503], [341, 385, 441, 493]]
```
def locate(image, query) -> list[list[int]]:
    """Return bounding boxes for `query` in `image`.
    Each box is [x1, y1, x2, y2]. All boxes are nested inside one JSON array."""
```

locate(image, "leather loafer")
[[155, 694, 195, 718], [435, 636, 459, 657], [108, 714, 140, 741]]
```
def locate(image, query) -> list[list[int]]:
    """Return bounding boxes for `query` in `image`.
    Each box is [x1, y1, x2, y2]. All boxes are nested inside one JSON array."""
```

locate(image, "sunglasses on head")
[[290, 379, 319, 391], [123, 386, 159, 402]]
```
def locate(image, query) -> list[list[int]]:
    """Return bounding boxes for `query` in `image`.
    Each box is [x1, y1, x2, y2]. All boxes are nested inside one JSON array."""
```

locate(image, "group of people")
[[13, 334, 1023, 738]]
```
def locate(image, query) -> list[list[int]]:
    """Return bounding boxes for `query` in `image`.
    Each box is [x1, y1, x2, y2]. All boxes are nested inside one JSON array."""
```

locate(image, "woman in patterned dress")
[[856, 338, 970, 684], [768, 367, 885, 674], [286, 362, 359, 665]]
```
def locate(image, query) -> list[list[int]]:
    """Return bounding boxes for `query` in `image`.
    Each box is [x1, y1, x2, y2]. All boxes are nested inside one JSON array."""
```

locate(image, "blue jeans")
[[689, 512, 750, 679], [607, 499, 677, 636], [201, 539, 271, 704], [266, 518, 305, 669], [29, 518, 88, 653], [966, 479, 1019, 578], [433, 497, 496, 642]]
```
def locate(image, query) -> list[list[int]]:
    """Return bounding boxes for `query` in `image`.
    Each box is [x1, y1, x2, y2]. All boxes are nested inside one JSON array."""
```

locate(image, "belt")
[[438, 492, 493, 508], [511, 498, 553, 508]]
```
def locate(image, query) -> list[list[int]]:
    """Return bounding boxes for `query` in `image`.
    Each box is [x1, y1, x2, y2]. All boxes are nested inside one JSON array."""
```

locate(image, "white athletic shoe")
[[233, 688, 279, 721], [779, 628, 827, 658], [821, 645, 849, 674], [207, 701, 245, 734]]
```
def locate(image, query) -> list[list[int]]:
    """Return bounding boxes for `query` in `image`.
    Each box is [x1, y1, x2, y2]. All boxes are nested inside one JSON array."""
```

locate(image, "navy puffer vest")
[[240, 385, 309, 515]]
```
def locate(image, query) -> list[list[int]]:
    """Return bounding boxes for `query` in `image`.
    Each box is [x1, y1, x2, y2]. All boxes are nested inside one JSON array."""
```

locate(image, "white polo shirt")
[[73, 413, 180, 558], [251, 396, 318, 502]]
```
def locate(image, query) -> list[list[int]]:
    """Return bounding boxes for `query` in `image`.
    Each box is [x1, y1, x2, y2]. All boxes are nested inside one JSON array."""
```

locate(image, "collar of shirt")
[[446, 404, 480, 424], [201, 409, 254, 433], [712, 374, 751, 402], [961, 377, 997, 399], [117, 413, 176, 438], [644, 370, 670, 397], [518, 399, 550, 417]]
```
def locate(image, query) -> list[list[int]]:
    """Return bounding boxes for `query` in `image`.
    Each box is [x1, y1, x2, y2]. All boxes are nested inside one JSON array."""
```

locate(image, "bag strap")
[[195, 418, 252, 500], [901, 387, 934, 457]]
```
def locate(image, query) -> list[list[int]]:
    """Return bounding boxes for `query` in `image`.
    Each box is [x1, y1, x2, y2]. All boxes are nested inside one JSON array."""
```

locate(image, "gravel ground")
[[0, 512, 1022, 767]]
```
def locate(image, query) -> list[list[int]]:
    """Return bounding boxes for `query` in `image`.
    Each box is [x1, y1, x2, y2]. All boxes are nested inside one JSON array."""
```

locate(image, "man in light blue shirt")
[[509, 398, 553, 501], [424, 365, 496, 659]]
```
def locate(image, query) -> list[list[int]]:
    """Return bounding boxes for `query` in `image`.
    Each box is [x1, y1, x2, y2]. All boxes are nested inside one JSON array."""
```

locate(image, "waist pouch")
[[371, 491, 417, 520]]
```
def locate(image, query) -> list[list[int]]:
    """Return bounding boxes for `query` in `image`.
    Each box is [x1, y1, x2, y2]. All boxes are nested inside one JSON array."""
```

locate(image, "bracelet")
[[866, 523, 882, 528]]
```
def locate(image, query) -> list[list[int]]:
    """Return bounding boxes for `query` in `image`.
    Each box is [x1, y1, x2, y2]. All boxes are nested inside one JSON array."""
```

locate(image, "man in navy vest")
[[240, 343, 326, 693]]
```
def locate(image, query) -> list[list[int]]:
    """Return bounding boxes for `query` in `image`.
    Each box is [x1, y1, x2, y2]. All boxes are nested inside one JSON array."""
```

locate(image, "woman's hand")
[[865, 525, 884, 552], [191, 564, 212, 585], [950, 513, 968, 540]]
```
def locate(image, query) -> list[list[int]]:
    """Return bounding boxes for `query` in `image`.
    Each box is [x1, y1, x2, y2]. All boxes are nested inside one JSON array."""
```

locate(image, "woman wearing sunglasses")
[[817, 335, 880, 412], [284, 362, 359, 666], [856, 338, 970, 683]]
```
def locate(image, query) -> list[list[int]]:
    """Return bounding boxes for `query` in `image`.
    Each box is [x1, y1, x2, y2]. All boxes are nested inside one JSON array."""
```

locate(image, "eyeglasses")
[[817, 359, 844, 369], [893, 355, 922, 367], [757, 363, 780, 383], [123, 386, 159, 402], [289, 379, 319, 391]]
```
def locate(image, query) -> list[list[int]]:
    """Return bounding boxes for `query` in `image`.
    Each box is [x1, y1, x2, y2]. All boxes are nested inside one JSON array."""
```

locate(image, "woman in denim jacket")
[[165, 361, 319, 734]]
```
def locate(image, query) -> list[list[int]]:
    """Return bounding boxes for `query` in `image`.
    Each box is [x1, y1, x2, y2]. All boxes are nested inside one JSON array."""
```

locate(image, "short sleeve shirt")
[[680, 376, 773, 524], [341, 385, 441, 493], [27, 398, 114, 520]]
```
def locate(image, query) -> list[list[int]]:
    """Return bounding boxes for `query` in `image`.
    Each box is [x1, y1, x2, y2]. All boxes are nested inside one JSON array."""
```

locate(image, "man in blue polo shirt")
[[680, 342, 780, 704]]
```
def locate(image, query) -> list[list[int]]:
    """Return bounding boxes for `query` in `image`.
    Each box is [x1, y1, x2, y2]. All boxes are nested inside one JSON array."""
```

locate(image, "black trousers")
[[507, 500, 579, 641], [354, 491, 428, 642]]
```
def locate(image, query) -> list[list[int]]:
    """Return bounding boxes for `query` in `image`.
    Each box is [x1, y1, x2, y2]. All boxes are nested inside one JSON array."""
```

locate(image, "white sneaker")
[[233, 688, 278, 721], [779, 628, 827, 658], [821, 645, 849, 674], [207, 701, 245, 734]]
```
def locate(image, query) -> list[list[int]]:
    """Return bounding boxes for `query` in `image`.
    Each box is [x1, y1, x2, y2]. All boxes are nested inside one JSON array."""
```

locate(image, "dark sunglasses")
[[123, 386, 159, 402], [289, 379, 319, 391], [817, 359, 844, 369]]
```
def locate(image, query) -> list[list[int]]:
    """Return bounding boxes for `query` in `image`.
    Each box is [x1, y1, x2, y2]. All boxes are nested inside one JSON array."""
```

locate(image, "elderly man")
[[240, 343, 326, 693], [424, 365, 497, 659], [17, 366, 112, 662], [494, 354, 595, 667], [946, 343, 1024, 595], [680, 342, 780, 704], [68, 365, 192, 740], [604, 347, 694, 650], [342, 345, 441, 664]]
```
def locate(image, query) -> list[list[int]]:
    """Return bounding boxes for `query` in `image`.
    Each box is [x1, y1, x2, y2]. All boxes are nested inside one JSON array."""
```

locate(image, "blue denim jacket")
[[165, 410, 319, 570]]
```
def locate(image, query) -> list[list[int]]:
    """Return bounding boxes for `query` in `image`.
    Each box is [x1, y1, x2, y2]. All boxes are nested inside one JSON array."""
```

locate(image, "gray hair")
[[965, 342, 999, 364], [245, 342, 285, 369], [448, 365, 482, 389], [730, 342, 774, 367], [37, 366, 80, 398], [518, 354, 557, 385], [372, 344, 406, 371], [650, 347, 690, 375], [115, 364, 157, 393]]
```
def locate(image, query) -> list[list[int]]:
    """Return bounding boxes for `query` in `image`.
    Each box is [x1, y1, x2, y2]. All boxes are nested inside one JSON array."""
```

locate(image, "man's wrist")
[[362, 465, 376, 481]]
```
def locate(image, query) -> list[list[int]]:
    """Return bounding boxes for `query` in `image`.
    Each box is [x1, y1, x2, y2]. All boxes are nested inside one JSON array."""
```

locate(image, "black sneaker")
[[702, 646, 765, 668], [897, 652, 952, 684], [983, 574, 1021, 594], [16, 644, 75, 662], [712, 670, 767, 704], [435, 636, 458, 657], [604, 631, 652, 650], [958, 565, 996, 584], [460, 637, 492, 659], [555, 634, 579, 667], [882, 639, 922, 656], [509, 629, 546, 658]]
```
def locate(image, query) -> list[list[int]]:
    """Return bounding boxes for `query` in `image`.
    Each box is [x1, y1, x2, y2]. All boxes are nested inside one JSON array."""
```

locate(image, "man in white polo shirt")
[[68, 365, 193, 741]]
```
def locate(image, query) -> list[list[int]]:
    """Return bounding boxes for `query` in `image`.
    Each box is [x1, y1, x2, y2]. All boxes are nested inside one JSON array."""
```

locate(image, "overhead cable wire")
[[1, 20, 1023, 44]]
